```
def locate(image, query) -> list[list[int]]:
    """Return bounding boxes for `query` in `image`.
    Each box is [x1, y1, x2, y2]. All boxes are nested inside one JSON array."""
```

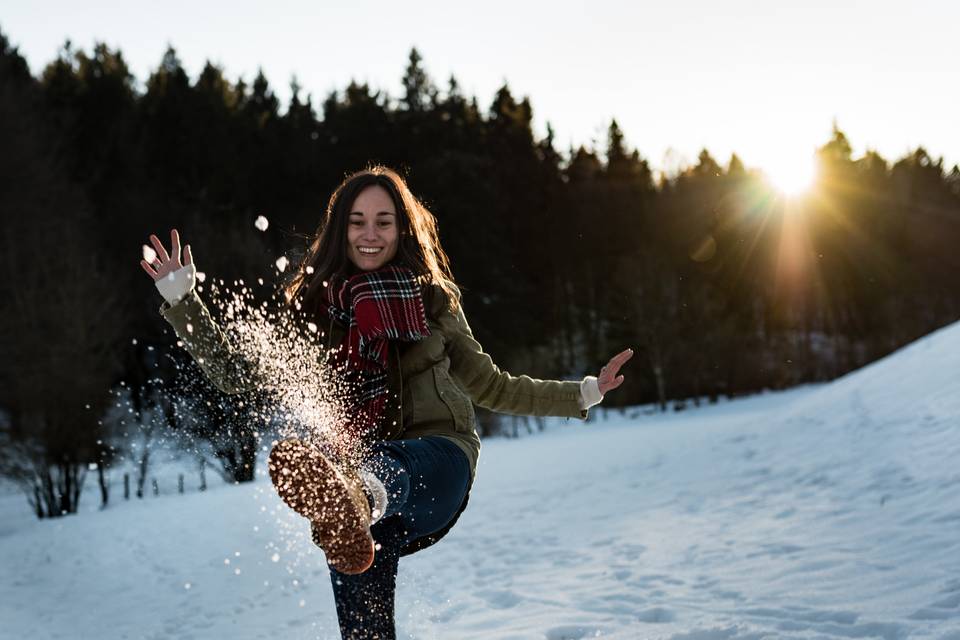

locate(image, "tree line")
[[1, 28, 958, 517]]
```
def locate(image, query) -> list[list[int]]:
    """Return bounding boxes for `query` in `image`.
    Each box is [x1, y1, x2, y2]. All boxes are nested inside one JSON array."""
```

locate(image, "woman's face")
[[346, 185, 400, 271]]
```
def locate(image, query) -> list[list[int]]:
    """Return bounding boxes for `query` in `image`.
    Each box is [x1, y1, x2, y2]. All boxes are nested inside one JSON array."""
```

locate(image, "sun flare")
[[764, 153, 817, 196]]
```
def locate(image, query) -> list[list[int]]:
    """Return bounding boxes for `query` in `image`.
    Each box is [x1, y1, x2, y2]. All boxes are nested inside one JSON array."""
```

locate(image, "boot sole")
[[268, 439, 375, 574]]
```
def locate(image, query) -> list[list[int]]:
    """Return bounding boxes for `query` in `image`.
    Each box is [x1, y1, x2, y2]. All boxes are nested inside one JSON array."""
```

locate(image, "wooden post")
[[199, 459, 207, 492], [124, 473, 130, 500], [178, 474, 184, 494]]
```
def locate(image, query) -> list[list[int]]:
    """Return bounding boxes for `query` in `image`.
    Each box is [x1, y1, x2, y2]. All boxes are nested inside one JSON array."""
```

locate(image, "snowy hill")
[[2, 321, 959, 639]]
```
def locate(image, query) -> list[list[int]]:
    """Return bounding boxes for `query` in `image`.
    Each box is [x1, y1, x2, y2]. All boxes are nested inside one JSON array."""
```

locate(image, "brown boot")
[[268, 439, 375, 574]]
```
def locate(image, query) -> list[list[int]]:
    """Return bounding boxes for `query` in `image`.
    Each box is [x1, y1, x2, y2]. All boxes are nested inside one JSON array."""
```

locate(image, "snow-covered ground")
[[2, 321, 959, 639]]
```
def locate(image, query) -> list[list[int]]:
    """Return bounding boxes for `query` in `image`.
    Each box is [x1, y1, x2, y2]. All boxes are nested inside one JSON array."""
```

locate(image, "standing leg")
[[329, 516, 404, 640]]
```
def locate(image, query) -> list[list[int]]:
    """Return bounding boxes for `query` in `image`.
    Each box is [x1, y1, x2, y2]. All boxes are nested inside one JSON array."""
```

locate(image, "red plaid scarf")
[[319, 264, 431, 441]]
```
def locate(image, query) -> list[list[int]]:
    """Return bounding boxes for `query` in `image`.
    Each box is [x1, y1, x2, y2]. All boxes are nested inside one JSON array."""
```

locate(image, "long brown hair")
[[284, 165, 461, 317]]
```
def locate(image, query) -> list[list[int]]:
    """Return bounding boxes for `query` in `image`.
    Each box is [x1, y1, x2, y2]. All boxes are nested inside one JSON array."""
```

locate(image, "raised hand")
[[139, 228, 194, 282], [598, 348, 634, 395]]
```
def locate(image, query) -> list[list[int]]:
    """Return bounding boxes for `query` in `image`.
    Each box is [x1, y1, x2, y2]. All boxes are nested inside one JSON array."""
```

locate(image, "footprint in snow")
[[476, 588, 522, 609], [545, 625, 609, 640]]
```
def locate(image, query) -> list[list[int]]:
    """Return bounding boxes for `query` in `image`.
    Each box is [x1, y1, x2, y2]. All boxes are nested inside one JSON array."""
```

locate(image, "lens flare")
[[764, 153, 816, 196]]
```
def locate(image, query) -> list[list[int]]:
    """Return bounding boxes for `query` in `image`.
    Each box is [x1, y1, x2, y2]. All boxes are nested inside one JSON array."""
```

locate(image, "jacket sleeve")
[[159, 290, 260, 395], [442, 299, 588, 420]]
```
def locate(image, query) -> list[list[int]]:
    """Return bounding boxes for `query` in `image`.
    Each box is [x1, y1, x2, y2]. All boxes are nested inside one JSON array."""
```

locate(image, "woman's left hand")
[[598, 348, 634, 395]]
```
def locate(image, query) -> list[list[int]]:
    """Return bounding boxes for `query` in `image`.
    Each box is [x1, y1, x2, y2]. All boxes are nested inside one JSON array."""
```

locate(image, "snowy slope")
[[1, 321, 959, 639]]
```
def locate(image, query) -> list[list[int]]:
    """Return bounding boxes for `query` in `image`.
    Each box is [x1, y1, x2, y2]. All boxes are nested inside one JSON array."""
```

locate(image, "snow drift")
[[1, 320, 959, 639]]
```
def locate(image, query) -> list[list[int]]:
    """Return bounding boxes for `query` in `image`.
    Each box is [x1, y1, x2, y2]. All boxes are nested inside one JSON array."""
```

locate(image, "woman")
[[140, 166, 633, 639]]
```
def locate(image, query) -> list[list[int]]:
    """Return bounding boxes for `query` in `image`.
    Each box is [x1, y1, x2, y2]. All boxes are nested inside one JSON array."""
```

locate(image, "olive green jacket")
[[160, 283, 590, 482]]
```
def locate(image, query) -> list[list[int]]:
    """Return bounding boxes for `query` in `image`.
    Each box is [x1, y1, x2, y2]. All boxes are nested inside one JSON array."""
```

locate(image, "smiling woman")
[[139, 165, 634, 640]]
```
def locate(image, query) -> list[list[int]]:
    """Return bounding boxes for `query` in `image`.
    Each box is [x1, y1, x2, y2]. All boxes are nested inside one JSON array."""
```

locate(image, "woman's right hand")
[[140, 228, 193, 282]]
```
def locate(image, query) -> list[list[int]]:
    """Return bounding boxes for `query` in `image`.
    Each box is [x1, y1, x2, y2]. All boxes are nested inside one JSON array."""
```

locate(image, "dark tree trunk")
[[29, 462, 86, 518], [97, 461, 109, 509]]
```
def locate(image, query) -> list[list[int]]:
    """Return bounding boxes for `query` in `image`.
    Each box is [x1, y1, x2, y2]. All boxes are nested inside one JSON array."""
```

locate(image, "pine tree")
[[401, 47, 436, 112]]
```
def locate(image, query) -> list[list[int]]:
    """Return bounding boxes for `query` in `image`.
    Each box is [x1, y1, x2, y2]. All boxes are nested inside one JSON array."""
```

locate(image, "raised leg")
[[327, 436, 471, 639]]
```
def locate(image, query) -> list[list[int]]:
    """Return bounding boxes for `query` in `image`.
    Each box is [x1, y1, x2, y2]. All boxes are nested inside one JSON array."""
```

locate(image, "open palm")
[[140, 229, 193, 282], [598, 348, 634, 395]]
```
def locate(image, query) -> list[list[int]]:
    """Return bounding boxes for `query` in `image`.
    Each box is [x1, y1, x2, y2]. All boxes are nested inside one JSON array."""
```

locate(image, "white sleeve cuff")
[[155, 264, 196, 305], [579, 375, 603, 410]]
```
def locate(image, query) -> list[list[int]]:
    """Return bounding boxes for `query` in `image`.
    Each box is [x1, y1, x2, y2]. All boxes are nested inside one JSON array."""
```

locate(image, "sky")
[[3, 0, 959, 183]]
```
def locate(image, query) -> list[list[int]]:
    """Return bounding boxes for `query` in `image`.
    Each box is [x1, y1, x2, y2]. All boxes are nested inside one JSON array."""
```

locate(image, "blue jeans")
[[329, 436, 471, 640]]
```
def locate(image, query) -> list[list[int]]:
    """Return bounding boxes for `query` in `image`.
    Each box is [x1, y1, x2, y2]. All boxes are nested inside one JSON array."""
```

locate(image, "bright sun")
[[764, 154, 817, 196]]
